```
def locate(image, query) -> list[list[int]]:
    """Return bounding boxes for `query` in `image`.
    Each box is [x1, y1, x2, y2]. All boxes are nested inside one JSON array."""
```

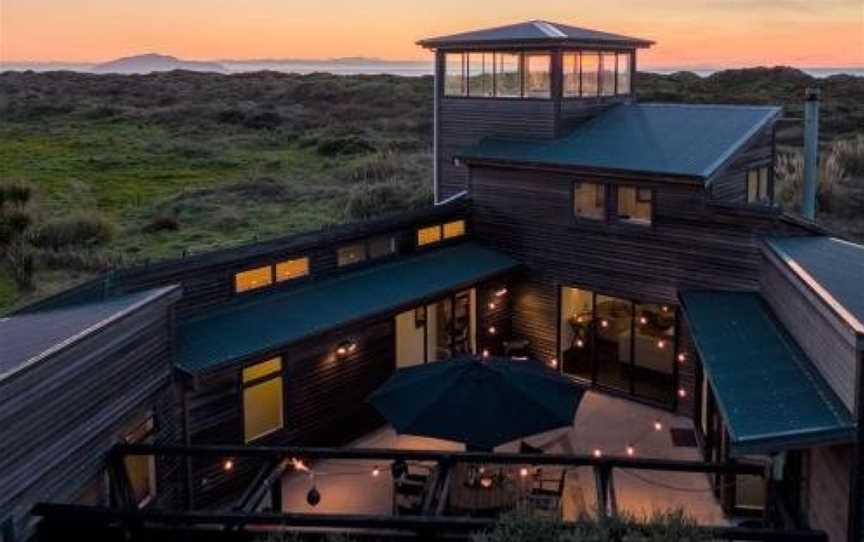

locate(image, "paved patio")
[[280, 391, 727, 525]]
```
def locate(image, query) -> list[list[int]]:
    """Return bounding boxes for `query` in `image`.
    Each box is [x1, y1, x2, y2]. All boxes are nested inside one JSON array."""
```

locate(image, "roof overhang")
[[680, 290, 856, 456]]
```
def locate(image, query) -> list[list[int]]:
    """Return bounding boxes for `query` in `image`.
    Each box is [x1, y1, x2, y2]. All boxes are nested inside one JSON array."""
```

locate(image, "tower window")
[[444, 52, 466, 96], [580, 53, 600, 97], [494, 52, 522, 97], [468, 52, 493, 97], [525, 54, 552, 98]]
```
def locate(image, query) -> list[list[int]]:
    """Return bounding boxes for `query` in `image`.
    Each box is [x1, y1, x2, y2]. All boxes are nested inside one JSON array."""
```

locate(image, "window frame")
[[123, 413, 158, 508], [613, 185, 655, 227], [242, 357, 285, 443], [571, 181, 609, 223], [275, 257, 310, 283], [234, 265, 274, 293], [336, 242, 368, 267], [746, 166, 771, 205]]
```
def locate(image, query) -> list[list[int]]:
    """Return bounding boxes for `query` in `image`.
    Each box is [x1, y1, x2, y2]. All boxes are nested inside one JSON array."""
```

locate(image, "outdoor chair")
[[392, 462, 438, 516], [526, 468, 566, 518]]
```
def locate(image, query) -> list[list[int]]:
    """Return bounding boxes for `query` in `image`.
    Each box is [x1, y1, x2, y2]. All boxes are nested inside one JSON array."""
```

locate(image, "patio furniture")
[[446, 463, 520, 516], [367, 356, 585, 451], [392, 461, 439, 516], [526, 468, 567, 518]]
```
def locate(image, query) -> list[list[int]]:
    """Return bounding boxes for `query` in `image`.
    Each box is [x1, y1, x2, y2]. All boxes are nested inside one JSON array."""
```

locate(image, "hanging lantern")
[[306, 486, 321, 507]]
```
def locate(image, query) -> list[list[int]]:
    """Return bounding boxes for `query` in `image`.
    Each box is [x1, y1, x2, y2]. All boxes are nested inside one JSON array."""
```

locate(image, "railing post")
[[594, 464, 611, 518]]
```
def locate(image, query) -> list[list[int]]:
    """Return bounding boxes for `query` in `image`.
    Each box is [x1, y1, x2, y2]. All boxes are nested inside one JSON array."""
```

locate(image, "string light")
[[488, 326, 497, 335], [677, 353, 687, 363], [639, 316, 648, 325], [292, 458, 309, 472], [653, 420, 663, 432], [600, 320, 609, 328], [576, 338, 585, 348], [482, 349, 490, 358], [223, 459, 234, 471], [678, 388, 687, 399], [656, 340, 666, 349], [371, 466, 380, 477], [593, 449, 603, 458], [519, 467, 529, 478], [626, 445, 635, 456]]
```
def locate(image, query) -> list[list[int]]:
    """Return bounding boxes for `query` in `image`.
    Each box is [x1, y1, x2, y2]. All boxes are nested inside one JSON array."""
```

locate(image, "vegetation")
[[0, 67, 862, 311]]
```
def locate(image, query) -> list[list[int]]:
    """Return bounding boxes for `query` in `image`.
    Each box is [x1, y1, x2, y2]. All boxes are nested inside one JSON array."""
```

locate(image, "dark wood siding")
[[760, 251, 859, 413], [0, 291, 181, 539], [469, 165, 816, 413], [806, 445, 853, 542], [708, 124, 774, 205]]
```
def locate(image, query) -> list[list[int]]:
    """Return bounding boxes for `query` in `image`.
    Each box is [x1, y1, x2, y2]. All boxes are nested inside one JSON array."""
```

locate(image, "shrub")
[[775, 147, 848, 214], [6, 242, 34, 291], [0, 181, 32, 208], [344, 180, 432, 221], [143, 214, 180, 233], [34, 247, 120, 272], [317, 135, 375, 157], [30, 214, 115, 250], [243, 110, 282, 130], [833, 134, 864, 177]]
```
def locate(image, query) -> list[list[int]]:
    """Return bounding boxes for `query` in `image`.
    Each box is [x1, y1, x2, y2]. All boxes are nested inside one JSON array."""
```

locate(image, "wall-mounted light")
[[678, 388, 687, 399], [656, 339, 666, 349], [548, 358, 558, 368], [639, 316, 648, 325], [488, 301, 497, 310], [371, 466, 381, 477], [487, 326, 497, 335], [600, 319, 609, 328], [677, 353, 687, 364], [653, 420, 663, 432], [223, 459, 234, 472], [494, 287, 508, 298], [482, 349, 490, 358], [575, 338, 584, 348], [336, 340, 358, 358]]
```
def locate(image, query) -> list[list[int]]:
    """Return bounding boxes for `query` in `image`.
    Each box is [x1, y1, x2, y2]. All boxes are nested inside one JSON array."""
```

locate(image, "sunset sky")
[[1, 0, 862, 67]]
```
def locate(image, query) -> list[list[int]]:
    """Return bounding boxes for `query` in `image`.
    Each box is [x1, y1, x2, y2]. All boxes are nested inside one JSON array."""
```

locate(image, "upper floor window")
[[445, 52, 466, 96], [468, 52, 493, 97], [418, 219, 466, 246], [563, 51, 632, 98], [573, 182, 653, 226], [445, 51, 551, 99], [616, 187, 653, 226], [747, 167, 770, 205], [525, 54, 551, 98], [337, 243, 367, 267], [368, 236, 397, 259], [275, 257, 309, 282], [573, 182, 606, 220], [495, 53, 522, 97]]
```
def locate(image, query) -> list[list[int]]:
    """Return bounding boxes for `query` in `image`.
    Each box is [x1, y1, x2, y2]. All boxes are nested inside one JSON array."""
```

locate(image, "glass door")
[[426, 289, 476, 361]]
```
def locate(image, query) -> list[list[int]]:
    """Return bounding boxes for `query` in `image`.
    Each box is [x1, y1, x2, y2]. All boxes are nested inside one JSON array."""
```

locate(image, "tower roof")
[[418, 20, 653, 49]]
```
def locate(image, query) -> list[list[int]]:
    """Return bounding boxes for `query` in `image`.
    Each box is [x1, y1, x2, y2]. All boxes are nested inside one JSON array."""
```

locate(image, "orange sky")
[[1, 0, 862, 67]]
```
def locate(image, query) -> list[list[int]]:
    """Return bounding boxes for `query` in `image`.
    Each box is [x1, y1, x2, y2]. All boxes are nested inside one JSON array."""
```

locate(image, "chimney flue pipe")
[[802, 87, 820, 220]]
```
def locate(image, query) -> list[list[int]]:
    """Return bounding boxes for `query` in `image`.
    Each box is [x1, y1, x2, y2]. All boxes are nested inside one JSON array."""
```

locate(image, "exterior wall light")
[[488, 326, 497, 335], [223, 459, 234, 471], [494, 287, 508, 297], [336, 340, 358, 357]]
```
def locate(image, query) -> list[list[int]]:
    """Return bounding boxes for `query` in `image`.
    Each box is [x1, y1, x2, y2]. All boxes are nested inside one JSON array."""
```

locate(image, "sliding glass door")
[[397, 289, 477, 365], [559, 286, 677, 405]]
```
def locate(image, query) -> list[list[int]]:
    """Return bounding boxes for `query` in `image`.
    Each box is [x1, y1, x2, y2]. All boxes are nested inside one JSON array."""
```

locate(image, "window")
[[442, 219, 466, 239], [573, 182, 606, 220], [275, 257, 309, 282], [747, 167, 770, 204], [417, 225, 442, 246], [616, 53, 631, 95], [560, 287, 678, 405], [235, 265, 272, 293], [243, 357, 284, 443], [124, 415, 156, 508], [616, 186, 652, 226], [337, 243, 367, 267], [444, 53, 465, 96], [494, 52, 522, 97], [600, 53, 617, 96], [468, 52, 493, 97], [525, 54, 551, 98], [580, 53, 600, 97], [368, 236, 396, 259], [563, 52, 581, 97]]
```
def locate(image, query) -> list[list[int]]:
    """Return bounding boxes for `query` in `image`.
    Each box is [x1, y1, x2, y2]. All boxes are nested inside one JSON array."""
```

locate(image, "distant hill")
[[92, 54, 225, 74]]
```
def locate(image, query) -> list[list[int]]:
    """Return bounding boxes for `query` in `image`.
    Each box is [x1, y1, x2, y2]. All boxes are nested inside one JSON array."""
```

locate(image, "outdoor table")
[[446, 463, 526, 514]]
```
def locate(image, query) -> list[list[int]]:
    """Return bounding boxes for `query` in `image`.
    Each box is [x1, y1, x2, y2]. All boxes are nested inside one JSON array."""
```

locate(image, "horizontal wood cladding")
[[708, 124, 774, 204], [88, 202, 469, 320], [0, 295, 180, 538], [186, 320, 396, 507], [807, 445, 853, 542], [760, 252, 859, 414]]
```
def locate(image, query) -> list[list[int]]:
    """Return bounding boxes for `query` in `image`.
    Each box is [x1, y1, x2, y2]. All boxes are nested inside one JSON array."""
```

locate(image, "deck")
[[280, 391, 728, 525]]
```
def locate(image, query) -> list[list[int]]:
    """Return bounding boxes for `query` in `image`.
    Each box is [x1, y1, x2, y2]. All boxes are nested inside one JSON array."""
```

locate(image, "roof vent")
[[532, 21, 567, 38]]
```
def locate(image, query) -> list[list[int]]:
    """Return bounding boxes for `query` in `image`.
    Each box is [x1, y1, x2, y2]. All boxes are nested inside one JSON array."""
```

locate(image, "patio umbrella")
[[367, 357, 585, 451]]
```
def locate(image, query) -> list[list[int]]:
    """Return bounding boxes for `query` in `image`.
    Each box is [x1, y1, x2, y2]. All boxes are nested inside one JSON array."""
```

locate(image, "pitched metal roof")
[[766, 236, 864, 338], [176, 243, 521, 374], [461, 103, 781, 179], [680, 291, 855, 455], [0, 286, 179, 382], [418, 20, 653, 49]]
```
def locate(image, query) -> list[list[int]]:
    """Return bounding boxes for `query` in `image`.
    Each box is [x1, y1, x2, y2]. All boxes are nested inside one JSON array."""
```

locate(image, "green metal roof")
[[766, 236, 864, 336], [176, 243, 520, 374], [460, 103, 781, 179], [680, 291, 855, 455]]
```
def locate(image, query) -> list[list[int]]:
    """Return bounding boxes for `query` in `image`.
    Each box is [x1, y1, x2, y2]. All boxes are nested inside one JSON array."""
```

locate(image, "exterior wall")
[[469, 165, 816, 413], [759, 251, 860, 413], [708, 124, 775, 204], [0, 291, 182, 540], [806, 445, 853, 542]]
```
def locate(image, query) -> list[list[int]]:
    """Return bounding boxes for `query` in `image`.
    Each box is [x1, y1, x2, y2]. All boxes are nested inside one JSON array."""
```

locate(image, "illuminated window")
[[468, 52, 493, 97], [525, 53, 551, 98], [124, 415, 156, 508], [368, 236, 396, 259], [747, 167, 770, 205], [600, 53, 617, 96], [563, 52, 581, 97], [573, 182, 606, 220], [580, 53, 600, 97], [445, 53, 466, 96], [243, 357, 284, 443], [337, 243, 367, 267], [616, 53, 631, 95], [443, 220, 466, 239], [616, 186, 652, 226], [235, 266, 272, 293], [417, 225, 442, 246], [275, 257, 309, 282], [494, 52, 522, 97]]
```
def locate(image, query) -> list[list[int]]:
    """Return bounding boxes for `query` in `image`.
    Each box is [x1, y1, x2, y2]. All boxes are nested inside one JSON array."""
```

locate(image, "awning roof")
[[680, 291, 855, 455], [460, 103, 781, 179], [176, 243, 520, 374]]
